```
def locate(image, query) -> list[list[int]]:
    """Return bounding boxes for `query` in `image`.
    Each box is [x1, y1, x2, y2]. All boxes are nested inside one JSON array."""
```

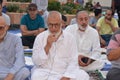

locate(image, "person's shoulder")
[[99, 16, 104, 20], [112, 17, 118, 21], [8, 32, 19, 37], [2, 13, 10, 19], [36, 14, 42, 18], [88, 26, 99, 33], [7, 32, 21, 40], [36, 30, 47, 38], [65, 24, 78, 30], [22, 13, 28, 18], [63, 30, 75, 39]]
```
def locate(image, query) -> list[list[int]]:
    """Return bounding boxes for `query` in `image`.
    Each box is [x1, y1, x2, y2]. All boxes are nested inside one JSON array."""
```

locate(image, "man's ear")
[[5, 25, 10, 30]]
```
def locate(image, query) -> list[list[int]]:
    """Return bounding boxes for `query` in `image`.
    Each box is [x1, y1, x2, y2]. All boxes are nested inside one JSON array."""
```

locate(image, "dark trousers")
[[101, 34, 112, 46], [106, 68, 120, 80], [21, 36, 36, 49]]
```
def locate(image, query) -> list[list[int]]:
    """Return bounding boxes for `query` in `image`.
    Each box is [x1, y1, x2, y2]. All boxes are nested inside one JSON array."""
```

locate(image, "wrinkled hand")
[[4, 73, 14, 80], [47, 34, 57, 46], [100, 38, 106, 47], [60, 77, 70, 80], [78, 55, 88, 67]]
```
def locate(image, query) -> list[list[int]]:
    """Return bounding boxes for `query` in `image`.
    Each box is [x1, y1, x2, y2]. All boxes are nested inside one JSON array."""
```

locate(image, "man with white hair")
[[65, 11, 104, 71], [0, 16, 30, 80]]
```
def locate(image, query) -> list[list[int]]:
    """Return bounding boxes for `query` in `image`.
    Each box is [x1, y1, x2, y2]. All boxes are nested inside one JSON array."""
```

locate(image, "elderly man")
[[20, 3, 45, 49], [96, 9, 119, 47], [0, 16, 30, 80], [65, 11, 104, 71], [31, 11, 89, 80], [106, 29, 120, 80]]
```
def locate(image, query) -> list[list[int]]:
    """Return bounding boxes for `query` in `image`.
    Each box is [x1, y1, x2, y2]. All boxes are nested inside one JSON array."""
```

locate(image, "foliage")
[[48, 1, 84, 14], [7, 0, 31, 2], [61, 3, 84, 14], [84, 0, 94, 11], [48, 1, 61, 11], [6, 4, 19, 12], [6, 4, 25, 13], [6, 1, 88, 14]]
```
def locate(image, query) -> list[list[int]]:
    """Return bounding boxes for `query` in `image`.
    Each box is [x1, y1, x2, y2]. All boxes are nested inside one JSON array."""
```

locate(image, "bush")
[[48, 1, 61, 11], [6, 4, 19, 12], [61, 3, 84, 14], [7, 0, 31, 2], [48, 1, 84, 14], [6, 4, 26, 13]]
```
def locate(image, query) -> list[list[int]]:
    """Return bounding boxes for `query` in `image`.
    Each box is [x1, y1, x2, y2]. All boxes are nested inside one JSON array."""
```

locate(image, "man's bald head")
[[47, 11, 62, 22]]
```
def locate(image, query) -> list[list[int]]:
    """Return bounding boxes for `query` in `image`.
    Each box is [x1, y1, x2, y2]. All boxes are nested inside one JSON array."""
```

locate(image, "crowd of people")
[[0, 0, 120, 80]]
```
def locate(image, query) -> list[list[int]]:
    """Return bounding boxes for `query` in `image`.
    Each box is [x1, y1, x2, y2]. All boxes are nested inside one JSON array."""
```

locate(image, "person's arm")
[[32, 32, 48, 66], [4, 73, 14, 80], [107, 30, 120, 61], [9, 36, 25, 75], [90, 30, 101, 59], [107, 47, 120, 61], [105, 19, 118, 32], [96, 18, 106, 46], [44, 34, 57, 54], [60, 77, 70, 80], [96, 26, 106, 46], [20, 25, 39, 36]]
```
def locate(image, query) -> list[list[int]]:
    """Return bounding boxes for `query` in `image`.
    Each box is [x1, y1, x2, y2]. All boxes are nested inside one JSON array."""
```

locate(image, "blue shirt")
[[20, 14, 45, 30], [0, 32, 25, 75]]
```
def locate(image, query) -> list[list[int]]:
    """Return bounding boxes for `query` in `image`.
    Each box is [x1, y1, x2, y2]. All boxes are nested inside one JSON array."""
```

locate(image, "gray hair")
[[76, 11, 89, 18], [47, 11, 62, 20]]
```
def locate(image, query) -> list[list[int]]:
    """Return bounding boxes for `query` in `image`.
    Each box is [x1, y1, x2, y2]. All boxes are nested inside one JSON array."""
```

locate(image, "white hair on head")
[[76, 11, 89, 18], [47, 11, 62, 20]]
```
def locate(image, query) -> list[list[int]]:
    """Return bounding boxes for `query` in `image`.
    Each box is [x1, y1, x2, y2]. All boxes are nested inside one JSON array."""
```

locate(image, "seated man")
[[20, 3, 45, 49], [106, 29, 120, 80], [65, 11, 104, 71], [89, 8, 102, 28], [31, 11, 89, 80], [96, 9, 119, 47], [0, 16, 30, 80]]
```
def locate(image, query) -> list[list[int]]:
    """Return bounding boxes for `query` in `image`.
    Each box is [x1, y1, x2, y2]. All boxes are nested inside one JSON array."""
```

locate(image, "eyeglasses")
[[0, 26, 5, 30], [48, 23, 61, 28]]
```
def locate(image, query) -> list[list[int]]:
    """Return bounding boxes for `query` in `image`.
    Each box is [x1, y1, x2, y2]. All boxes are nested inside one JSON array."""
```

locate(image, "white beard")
[[49, 27, 62, 38], [0, 32, 6, 41], [78, 24, 86, 31]]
